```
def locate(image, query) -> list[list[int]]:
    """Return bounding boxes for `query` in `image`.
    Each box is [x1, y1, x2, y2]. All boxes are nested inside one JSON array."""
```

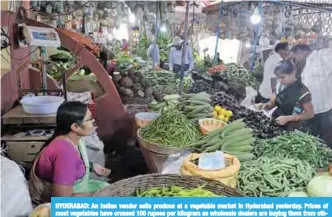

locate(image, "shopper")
[[121, 39, 129, 53], [256, 42, 289, 103], [168, 36, 194, 75], [29, 101, 111, 204], [256, 60, 314, 130], [147, 42, 160, 68], [291, 44, 332, 148]]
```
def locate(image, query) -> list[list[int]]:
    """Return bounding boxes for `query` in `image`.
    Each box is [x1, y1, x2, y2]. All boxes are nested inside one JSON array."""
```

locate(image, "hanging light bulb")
[[129, 13, 135, 24], [160, 24, 167, 33], [250, 7, 261, 25]]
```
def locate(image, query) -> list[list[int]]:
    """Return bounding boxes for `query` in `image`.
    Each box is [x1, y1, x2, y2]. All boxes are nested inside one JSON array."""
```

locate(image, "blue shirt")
[[168, 46, 194, 70]]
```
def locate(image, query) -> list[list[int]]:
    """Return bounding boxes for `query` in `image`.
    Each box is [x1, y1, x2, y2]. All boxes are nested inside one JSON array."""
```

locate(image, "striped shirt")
[[301, 48, 332, 114]]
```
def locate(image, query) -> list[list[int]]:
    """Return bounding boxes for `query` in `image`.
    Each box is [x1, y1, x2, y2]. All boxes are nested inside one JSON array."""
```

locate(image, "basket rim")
[[93, 174, 244, 197]]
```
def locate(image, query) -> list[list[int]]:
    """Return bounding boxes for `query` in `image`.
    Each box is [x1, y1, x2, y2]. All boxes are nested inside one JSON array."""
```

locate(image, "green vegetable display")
[[136, 185, 221, 197], [193, 119, 255, 162], [140, 110, 201, 147], [148, 94, 181, 113], [254, 130, 332, 169], [216, 63, 259, 90], [180, 92, 214, 120], [237, 156, 315, 197], [144, 70, 178, 100]]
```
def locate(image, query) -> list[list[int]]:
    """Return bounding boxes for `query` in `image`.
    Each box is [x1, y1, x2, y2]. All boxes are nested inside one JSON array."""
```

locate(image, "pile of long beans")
[[237, 156, 314, 197], [136, 185, 220, 197], [140, 110, 201, 147], [254, 130, 332, 169]]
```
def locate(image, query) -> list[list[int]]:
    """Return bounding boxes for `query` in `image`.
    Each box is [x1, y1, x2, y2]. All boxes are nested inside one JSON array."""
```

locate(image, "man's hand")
[[276, 116, 291, 126], [255, 103, 267, 110]]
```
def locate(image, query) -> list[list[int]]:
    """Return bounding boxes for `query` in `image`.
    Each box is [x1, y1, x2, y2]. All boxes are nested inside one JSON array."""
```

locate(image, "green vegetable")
[[237, 156, 315, 197], [136, 185, 222, 197], [253, 130, 332, 169], [140, 110, 201, 147], [194, 119, 255, 161], [307, 173, 332, 197]]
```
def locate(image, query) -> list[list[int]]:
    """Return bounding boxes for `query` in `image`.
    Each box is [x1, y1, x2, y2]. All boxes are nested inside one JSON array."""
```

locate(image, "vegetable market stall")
[[134, 90, 332, 197]]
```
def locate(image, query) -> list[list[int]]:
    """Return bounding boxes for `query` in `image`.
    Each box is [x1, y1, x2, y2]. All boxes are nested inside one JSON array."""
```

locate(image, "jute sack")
[[181, 153, 241, 188]]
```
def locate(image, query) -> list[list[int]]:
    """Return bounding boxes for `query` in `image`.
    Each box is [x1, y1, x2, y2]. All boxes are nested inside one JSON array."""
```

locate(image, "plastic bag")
[[241, 86, 257, 108], [198, 151, 226, 170], [181, 153, 241, 188], [161, 151, 192, 175]]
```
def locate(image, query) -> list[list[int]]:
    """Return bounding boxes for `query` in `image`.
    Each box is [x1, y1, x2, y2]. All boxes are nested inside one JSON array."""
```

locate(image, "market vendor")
[[256, 60, 314, 130], [168, 36, 194, 75], [28, 101, 111, 204], [290, 44, 332, 148], [256, 42, 289, 103], [147, 41, 160, 68]]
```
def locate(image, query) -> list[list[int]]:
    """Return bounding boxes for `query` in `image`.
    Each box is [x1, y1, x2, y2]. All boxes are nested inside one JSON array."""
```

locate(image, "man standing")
[[256, 42, 289, 103], [147, 42, 160, 68], [291, 44, 332, 148]]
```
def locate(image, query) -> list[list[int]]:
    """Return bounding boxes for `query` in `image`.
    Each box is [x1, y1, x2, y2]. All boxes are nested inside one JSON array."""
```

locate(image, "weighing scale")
[[23, 26, 61, 95], [1, 26, 62, 167]]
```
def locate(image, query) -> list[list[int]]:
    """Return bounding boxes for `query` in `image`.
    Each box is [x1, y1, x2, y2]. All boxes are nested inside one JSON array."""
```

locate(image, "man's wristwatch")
[[89, 162, 93, 172]]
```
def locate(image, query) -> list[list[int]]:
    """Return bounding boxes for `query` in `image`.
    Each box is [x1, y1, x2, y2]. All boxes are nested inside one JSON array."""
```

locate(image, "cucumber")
[[223, 134, 254, 146], [224, 128, 253, 139], [226, 145, 253, 153], [221, 121, 246, 137], [187, 105, 211, 116]]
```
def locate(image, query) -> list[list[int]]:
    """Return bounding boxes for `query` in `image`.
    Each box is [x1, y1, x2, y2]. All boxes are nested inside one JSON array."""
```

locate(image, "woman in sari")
[[29, 101, 111, 204]]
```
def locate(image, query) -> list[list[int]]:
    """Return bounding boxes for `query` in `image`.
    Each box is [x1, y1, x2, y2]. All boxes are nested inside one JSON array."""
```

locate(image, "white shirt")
[[168, 46, 194, 71], [147, 44, 160, 67], [301, 48, 332, 114], [259, 52, 283, 99]]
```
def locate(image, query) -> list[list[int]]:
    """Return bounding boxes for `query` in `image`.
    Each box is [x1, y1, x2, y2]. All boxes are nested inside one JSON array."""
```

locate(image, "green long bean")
[[237, 156, 314, 197], [253, 130, 332, 169]]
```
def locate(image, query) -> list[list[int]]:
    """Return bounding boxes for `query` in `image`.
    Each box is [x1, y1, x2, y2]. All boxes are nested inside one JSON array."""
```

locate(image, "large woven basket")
[[137, 128, 193, 155], [94, 174, 244, 197]]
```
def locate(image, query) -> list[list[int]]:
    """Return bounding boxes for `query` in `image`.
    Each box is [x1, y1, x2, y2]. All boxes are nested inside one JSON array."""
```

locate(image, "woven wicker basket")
[[94, 174, 243, 197], [137, 128, 193, 155]]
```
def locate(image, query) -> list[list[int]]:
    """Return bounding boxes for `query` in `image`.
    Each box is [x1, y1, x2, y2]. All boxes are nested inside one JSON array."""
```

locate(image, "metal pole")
[[179, 1, 190, 95], [213, 1, 223, 65], [41, 46, 48, 95], [250, 2, 263, 73], [152, 2, 159, 68]]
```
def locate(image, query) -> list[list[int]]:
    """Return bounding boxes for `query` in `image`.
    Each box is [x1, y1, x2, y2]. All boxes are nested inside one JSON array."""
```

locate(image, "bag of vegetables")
[[181, 153, 240, 188]]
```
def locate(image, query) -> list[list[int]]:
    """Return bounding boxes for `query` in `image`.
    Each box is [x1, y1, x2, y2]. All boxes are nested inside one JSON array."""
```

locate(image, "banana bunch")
[[180, 92, 214, 120], [192, 119, 256, 162]]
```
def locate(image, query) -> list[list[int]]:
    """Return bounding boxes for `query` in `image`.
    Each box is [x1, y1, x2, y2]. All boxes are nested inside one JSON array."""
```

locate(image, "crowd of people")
[[256, 42, 332, 148]]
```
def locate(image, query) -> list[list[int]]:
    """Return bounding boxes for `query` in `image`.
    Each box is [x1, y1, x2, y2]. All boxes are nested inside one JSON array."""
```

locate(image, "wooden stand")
[[1, 106, 56, 164]]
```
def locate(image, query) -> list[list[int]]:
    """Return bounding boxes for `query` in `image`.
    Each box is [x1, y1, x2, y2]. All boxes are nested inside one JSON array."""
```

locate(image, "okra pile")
[[140, 110, 201, 147]]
